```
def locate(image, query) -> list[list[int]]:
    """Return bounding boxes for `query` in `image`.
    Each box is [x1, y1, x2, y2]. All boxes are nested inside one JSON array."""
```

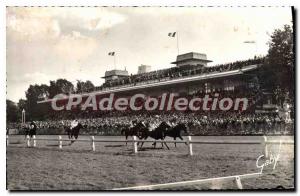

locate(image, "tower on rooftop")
[[171, 52, 212, 67]]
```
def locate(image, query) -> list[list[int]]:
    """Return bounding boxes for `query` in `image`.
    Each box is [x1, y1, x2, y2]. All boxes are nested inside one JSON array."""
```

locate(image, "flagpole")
[[176, 32, 179, 55], [114, 54, 116, 70]]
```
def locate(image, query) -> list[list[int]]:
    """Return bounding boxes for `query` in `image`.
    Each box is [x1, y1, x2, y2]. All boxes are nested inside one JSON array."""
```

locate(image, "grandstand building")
[[39, 52, 265, 113]]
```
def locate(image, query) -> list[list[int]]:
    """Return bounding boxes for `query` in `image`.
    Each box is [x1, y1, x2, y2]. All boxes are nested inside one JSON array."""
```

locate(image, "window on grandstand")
[[205, 83, 211, 93], [223, 80, 235, 91], [248, 82, 255, 88], [225, 86, 235, 91]]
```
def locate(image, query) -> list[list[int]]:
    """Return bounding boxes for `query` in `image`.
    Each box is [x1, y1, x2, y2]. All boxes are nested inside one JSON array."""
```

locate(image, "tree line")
[[7, 79, 94, 122]]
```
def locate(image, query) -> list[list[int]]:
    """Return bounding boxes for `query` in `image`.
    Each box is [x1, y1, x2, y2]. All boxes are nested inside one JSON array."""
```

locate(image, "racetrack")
[[6, 135, 294, 190]]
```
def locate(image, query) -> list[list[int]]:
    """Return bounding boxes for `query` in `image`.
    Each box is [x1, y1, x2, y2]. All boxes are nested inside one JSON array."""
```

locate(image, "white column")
[[6, 135, 9, 146], [33, 135, 36, 147], [59, 136, 62, 149], [263, 136, 268, 158], [26, 135, 30, 147], [187, 136, 193, 156], [235, 176, 243, 189], [133, 136, 138, 154], [91, 136, 95, 151], [22, 109, 26, 125]]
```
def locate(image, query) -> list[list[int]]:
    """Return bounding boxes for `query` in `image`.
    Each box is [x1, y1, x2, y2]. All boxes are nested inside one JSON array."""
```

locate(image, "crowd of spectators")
[[8, 111, 293, 136], [10, 84, 294, 136]]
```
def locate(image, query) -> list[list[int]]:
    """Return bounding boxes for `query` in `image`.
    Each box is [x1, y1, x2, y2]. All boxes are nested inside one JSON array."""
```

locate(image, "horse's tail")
[[184, 124, 189, 134], [162, 130, 167, 139]]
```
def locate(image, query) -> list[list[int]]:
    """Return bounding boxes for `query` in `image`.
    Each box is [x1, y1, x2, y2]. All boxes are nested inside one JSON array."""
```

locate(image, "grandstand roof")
[[37, 64, 259, 104], [101, 69, 129, 78]]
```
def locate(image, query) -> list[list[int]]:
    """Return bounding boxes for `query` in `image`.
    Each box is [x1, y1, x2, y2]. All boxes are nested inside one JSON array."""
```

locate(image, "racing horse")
[[24, 122, 37, 139], [121, 121, 151, 145], [64, 123, 85, 145], [164, 123, 188, 147], [138, 121, 170, 150], [121, 125, 140, 145]]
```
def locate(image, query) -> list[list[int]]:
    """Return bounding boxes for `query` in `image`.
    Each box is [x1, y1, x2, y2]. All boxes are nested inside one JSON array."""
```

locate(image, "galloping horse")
[[121, 127, 132, 145], [138, 121, 170, 150], [164, 123, 188, 147], [64, 123, 85, 145], [24, 122, 37, 139], [121, 122, 143, 145]]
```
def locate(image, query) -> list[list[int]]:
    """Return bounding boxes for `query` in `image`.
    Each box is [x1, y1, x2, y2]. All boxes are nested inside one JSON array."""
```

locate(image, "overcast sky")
[[6, 7, 292, 102]]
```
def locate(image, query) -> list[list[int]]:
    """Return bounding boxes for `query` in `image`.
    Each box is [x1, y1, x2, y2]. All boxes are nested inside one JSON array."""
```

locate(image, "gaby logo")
[[256, 141, 282, 173], [51, 93, 249, 112]]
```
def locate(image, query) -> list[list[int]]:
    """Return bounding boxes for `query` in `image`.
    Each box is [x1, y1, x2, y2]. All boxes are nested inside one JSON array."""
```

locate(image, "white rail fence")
[[112, 172, 262, 190], [6, 135, 293, 158]]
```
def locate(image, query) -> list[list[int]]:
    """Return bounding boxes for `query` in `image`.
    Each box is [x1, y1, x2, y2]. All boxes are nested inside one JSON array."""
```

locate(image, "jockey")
[[170, 118, 176, 127], [30, 121, 37, 130], [129, 120, 137, 128], [70, 119, 79, 130], [149, 122, 156, 132], [166, 119, 174, 127], [149, 118, 159, 131], [141, 120, 147, 127]]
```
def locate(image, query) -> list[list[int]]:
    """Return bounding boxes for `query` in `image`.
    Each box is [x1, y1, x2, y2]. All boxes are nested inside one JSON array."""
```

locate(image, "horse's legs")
[[125, 135, 128, 146], [153, 141, 156, 149], [140, 136, 147, 149], [140, 141, 144, 148], [179, 135, 187, 145], [69, 131, 74, 145], [163, 139, 170, 150], [137, 136, 140, 146], [174, 137, 177, 147]]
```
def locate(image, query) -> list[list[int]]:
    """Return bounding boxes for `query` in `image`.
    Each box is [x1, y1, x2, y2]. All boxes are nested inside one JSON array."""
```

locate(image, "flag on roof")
[[168, 32, 176, 37]]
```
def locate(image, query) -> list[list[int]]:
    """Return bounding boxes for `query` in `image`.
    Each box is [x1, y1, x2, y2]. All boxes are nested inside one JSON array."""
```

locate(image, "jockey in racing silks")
[[149, 115, 160, 131], [70, 119, 79, 130], [130, 119, 138, 128]]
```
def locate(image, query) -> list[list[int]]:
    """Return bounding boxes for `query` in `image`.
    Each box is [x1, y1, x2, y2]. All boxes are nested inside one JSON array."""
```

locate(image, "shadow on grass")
[[7, 145, 192, 159], [8, 142, 24, 144], [46, 144, 70, 147], [104, 145, 125, 148], [138, 147, 165, 151]]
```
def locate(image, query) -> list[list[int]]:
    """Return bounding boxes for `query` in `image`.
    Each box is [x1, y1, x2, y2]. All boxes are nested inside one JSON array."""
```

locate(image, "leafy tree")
[[76, 80, 95, 93], [49, 79, 74, 98], [6, 99, 18, 123], [17, 99, 27, 112], [261, 25, 294, 94], [25, 84, 50, 120]]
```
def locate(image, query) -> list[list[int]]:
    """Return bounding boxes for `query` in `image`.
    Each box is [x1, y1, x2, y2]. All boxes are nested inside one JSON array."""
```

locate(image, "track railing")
[[6, 135, 293, 158], [112, 172, 262, 190]]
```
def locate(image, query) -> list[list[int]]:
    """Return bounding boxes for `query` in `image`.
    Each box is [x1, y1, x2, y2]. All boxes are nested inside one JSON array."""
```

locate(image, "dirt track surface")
[[7, 135, 294, 190]]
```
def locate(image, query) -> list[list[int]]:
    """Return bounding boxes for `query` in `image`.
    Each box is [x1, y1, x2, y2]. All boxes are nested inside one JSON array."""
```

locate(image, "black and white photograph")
[[5, 6, 295, 191]]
